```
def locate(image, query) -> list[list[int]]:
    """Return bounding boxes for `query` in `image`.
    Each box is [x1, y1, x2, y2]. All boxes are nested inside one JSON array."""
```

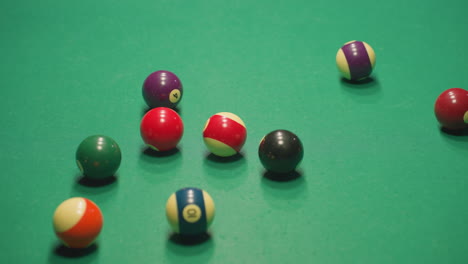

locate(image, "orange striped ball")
[[53, 197, 103, 248]]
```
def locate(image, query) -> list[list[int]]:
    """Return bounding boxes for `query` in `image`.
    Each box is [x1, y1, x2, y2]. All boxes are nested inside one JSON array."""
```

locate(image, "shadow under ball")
[[258, 130, 304, 174]]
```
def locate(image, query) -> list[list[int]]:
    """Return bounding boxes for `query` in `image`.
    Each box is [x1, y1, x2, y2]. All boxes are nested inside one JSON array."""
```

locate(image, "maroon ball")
[[434, 88, 468, 130], [142, 70, 183, 109]]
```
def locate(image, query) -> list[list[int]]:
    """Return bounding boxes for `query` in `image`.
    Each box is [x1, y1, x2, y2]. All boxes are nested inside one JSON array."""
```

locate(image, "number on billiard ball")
[[434, 88, 468, 130], [258, 130, 304, 174], [336, 40, 376, 81], [76, 135, 122, 180], [142, 70, 183, 109], [166, 187, 215, 236], [140, 107, 184, 151], [53, 197, 103, 248], [203, 112, 247, 157]]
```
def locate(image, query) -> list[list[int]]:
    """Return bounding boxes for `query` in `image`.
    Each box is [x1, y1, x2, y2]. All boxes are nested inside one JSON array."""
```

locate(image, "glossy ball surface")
[[53, 197, 103, 248], [336, 40, 376, 81], [166, 187, 215, 236], [76, 135, 121, 180], [140, 107, 184, 151], [258, 130, 304, 173], [434, 88, 468, 130], [142, 70, 183, 109], [203, 112, 247, 157]]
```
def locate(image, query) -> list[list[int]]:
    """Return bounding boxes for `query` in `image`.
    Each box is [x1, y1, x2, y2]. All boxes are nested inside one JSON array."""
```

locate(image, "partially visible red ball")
[[140, 107, 184, 151], [434, 88, 468, 130]]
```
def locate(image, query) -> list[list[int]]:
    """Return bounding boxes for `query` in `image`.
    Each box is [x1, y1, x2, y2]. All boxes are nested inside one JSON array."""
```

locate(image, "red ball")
[[434, 88, 468, 130], [140, 107, 184, 151], [203, 112, 247, 157], [53, 197, 103, 248]]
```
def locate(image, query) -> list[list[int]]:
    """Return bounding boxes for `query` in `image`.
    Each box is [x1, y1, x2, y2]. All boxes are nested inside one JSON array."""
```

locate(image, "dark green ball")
[[76, 135, 121, 180]]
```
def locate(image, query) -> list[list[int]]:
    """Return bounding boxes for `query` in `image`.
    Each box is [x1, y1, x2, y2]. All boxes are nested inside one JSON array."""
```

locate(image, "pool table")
[[1, 0, 468, 263]]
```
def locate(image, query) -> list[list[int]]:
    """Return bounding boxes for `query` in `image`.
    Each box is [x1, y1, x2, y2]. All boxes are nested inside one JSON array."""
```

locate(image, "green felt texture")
[[1, 0, 468, 263]]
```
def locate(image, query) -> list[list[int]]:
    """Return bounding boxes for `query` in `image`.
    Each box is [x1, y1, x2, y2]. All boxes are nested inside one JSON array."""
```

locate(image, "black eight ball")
[[258, 130, 304, 173]]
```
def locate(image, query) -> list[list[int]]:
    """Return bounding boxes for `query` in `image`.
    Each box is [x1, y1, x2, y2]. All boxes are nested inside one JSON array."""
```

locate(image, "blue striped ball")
[[166, 187, 215, 235]]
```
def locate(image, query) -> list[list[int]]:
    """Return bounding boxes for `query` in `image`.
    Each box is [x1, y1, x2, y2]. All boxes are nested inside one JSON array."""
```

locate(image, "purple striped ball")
[[336, 41, 376, 81]]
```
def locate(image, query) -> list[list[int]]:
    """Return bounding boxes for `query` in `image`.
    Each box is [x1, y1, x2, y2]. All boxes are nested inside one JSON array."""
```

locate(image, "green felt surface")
[[1, 0, 468, 263]]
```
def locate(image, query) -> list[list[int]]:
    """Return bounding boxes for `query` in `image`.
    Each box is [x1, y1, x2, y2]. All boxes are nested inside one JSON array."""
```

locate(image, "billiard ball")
[[140, 107, 184, 151], [434, 88, 468, 130], [53, 197, 103, 248], [203, 112, 247, 157], [258, 130, 304, 174], [336, 40, 376, 81], [142, 70, 183, 109], [76, 135, 121, 180], [166, 187, 215, 236]]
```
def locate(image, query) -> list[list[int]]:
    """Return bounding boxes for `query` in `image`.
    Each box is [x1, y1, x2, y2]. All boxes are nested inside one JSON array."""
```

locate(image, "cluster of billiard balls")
[[52, 68, 306, 249], [54, 40, 465, 250]]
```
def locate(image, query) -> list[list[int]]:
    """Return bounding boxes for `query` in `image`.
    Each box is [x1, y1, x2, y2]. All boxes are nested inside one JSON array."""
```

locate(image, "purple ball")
[[142, 70, 183, 109]]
